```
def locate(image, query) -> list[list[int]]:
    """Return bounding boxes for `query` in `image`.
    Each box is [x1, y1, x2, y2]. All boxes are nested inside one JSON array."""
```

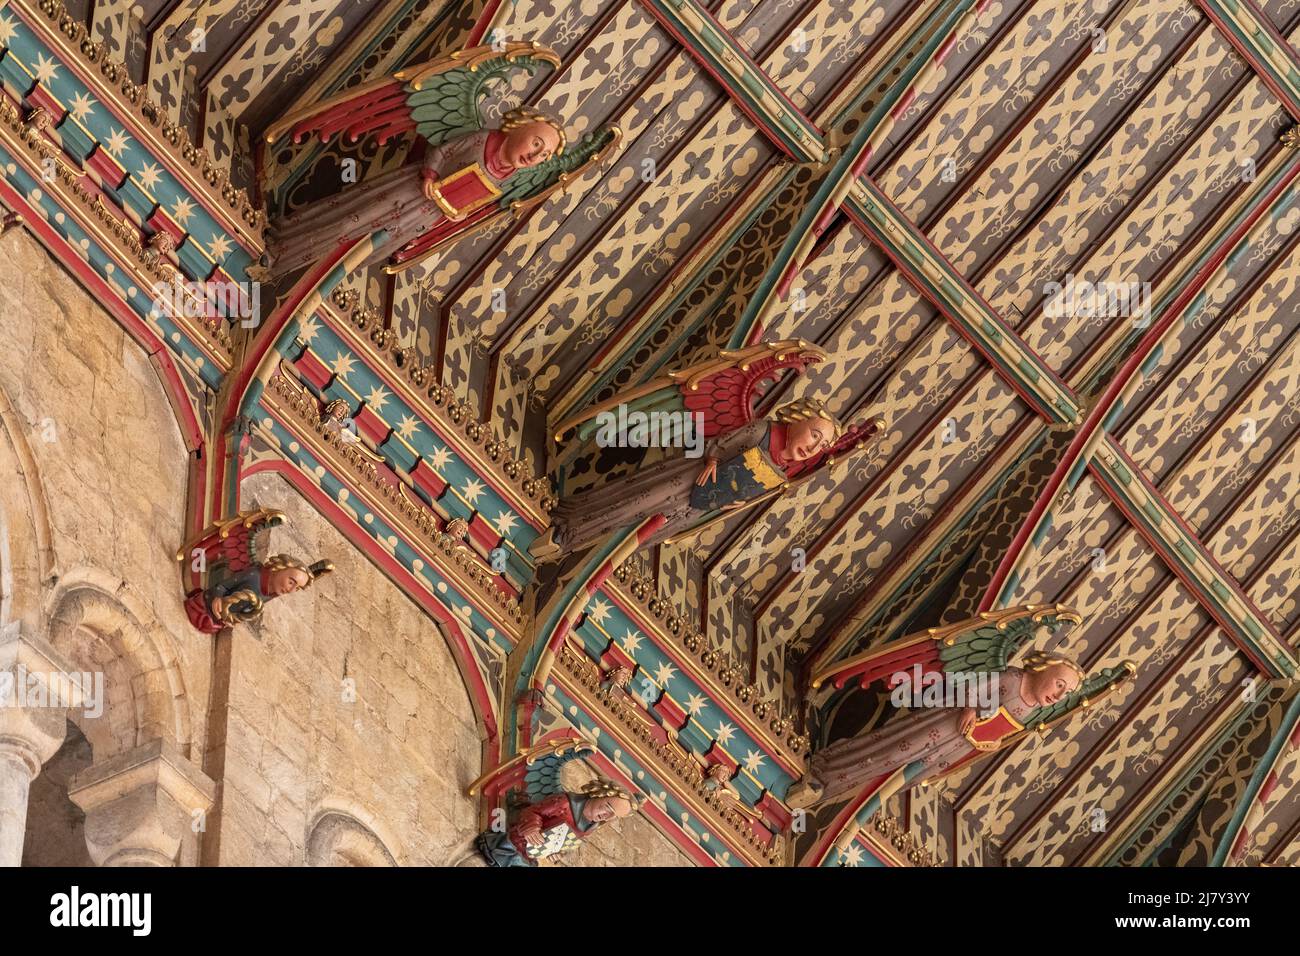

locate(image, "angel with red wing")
[[176, 509, 333, 634], [529, 340, 884, 562], [259, 41, 619, 279]]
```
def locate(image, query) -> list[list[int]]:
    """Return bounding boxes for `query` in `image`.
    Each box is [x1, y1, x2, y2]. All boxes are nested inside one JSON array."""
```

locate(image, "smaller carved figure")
[[476, 777, 641, 867], [176, 509, 332, 634]]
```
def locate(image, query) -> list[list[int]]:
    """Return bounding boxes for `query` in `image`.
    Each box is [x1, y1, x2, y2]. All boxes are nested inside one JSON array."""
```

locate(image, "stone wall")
[[0, 227, 697, 867], [215, 471, 484, 865], [0, 227, 208, 767]]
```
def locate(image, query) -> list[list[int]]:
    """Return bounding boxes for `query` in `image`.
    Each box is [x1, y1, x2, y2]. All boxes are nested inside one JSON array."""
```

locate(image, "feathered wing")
[[524, 740, 596, 802], [811, 604, 1081, 692], [403, 44, 562, 146], [936, 604, 1082, 674], [176, 508, 286, 584], [552, 340, 827, 445], [264, 42, 561, 147], [383, 124, 622, 274]]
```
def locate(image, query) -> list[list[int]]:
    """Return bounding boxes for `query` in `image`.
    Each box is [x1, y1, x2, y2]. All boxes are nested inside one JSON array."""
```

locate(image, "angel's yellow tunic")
[[549, 420, 779, 551]]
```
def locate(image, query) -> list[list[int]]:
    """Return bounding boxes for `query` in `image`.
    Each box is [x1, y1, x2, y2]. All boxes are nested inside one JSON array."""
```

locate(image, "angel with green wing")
[[260, 42, 619, 279], [785, 605, 1135, 810], [466, 738, 642, 867]]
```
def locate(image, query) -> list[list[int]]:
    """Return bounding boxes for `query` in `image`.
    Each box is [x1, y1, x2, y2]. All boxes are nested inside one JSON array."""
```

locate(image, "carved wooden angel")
[[260, 42, 619, 278], [176, 509, 333, 634], [531, 340, 884, 561], [786, 605, 1135, 810], [471, 740, 642, 867]]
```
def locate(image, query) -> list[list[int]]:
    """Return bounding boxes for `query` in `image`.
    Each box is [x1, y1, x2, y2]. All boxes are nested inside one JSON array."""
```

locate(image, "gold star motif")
[[33, 54, 59, 84], [329, 352, 357, 379], [69, 92, 94, 123], [103, 127, 130, 158], [170, 197, 196, 226], [427, 444, 451, 471], [395, 414, 420, 441], [461, 478, 485, 504]]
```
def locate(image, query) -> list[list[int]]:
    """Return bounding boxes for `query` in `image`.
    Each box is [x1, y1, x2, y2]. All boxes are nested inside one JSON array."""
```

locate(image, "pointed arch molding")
[[0, 376, 53, 630], [0, 0, 265, 437], [306, 802, 405, 867]]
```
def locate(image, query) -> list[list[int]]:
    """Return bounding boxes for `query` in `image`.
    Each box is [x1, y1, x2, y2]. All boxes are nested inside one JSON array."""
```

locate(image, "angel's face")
[[582, 796, 633, 823], [785, 415, 836, 462], [501, 121, 561, 168], [267, 567, 311, 596], [1026, 663, 1080, 707]]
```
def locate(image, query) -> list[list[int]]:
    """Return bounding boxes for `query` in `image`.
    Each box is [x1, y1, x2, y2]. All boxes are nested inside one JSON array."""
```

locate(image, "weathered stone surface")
[[2, 230, 697, 867]]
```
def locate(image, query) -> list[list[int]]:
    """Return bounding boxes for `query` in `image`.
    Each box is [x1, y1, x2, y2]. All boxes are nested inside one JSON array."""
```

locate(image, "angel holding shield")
[[531, 340, 885, 561], [261, 42, 619, 278], [785, 605, 1135, 811]]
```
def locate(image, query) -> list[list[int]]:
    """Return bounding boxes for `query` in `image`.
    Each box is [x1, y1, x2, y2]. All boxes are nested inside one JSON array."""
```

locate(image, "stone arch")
[[43, 573, 192, 762], [306, 803, 403, 866], [0, 378, 54, 632]]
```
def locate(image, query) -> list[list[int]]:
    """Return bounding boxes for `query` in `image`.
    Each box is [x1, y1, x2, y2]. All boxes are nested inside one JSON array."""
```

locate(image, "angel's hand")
[[422, 177, 440, 201], [959, 707, 977, 735], [518, 824, 544, 847], [695, 457, 718, 486]]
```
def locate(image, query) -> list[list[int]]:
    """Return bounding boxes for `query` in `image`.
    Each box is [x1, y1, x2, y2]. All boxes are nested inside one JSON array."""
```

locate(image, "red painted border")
[[244, 458, 502, 758], [0, 177, 206, 452]]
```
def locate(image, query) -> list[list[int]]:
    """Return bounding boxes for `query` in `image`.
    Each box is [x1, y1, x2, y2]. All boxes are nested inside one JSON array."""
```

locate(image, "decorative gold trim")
[[554, 642, 783, 866], [0, 96, 233, 358], [264, 372, 526, 635], [871, 814, 941, 867], [27, 0, 265, 247], [426, 163, 501, 219], [326, 288, 554, 518], [963, 706, 1024, 752], [608, 564, 808, 759]]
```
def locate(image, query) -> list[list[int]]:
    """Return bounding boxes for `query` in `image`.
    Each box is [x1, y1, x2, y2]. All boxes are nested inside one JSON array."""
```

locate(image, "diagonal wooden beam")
[[845, 178, 1083, 425], [980, 149, 1300, 667], [635, 0, 829, 163], [1195, 0, 1300, 117], [1091, 437, 1295, 678], [640, 0, 1291, 678]]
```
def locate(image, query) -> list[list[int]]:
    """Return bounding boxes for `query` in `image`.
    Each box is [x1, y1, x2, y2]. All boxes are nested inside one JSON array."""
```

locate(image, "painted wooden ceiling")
[[68, 0, 1300, 865]]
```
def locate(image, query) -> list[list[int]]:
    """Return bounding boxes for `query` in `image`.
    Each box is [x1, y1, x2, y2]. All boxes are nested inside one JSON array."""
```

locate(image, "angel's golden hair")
[[264, 555, 334, 588], [580, 778, 643, 808], [1022, 652, 1084, 683], [772, 396, 845, 439], [501, 107, 566, 155]]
